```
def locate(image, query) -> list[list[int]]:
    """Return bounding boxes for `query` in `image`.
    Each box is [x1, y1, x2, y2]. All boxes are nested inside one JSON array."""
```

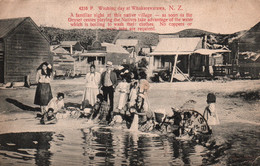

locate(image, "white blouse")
[[85, 72, 101, 88], [36, 70, 52, 83]]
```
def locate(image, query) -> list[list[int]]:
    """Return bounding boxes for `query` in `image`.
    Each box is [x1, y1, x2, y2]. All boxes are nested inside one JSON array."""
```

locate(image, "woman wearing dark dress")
[[34, 62, 53, 114]]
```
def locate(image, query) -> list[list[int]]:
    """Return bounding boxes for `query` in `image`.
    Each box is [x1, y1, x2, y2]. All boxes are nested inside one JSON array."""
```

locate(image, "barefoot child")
[[203, 93, 220, 126]]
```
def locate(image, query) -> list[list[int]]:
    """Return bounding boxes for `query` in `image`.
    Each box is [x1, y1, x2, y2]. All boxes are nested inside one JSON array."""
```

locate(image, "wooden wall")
[[4, 18, 52, 83]]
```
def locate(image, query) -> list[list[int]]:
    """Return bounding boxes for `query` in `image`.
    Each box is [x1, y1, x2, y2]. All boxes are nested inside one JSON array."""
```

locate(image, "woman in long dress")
[[117, 73, 130, 112], [82, 64, 101, 107], [34, 62, 53, 114]]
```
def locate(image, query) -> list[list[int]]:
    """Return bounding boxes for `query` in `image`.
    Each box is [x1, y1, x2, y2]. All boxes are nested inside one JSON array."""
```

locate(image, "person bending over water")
[[129, 93, 154, 132], [40, 108, 57, 125]]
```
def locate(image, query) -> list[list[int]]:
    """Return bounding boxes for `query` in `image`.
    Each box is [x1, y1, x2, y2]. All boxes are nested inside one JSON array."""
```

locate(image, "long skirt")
[[82, 87, 99, 106], [34, 83, 53, 106], [118, 92, 128, 110]]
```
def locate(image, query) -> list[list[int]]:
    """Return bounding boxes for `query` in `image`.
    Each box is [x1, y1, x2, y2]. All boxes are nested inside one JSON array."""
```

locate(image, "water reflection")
[[0, 132, 53, 165], [0, 124, 258, 165]]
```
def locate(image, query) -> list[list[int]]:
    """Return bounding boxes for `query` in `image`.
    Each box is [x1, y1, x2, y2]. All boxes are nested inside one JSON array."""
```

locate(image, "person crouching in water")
[[129, 93, 154, 132], [90, 94, 110, 124], [40, 108, 57, 125], [203, 93, 220, 128]]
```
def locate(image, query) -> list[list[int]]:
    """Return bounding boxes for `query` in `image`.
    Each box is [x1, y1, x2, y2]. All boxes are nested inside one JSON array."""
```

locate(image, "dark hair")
[[139, 71, 147, 79], [47, 108, 54, 113], [207, 93, 216, 103], [37, 62, 52, 77], [90, 64, 95, 69], [136, 95, 144, 113], [57, 92, 64, 99], [97, 93, 104, 102]]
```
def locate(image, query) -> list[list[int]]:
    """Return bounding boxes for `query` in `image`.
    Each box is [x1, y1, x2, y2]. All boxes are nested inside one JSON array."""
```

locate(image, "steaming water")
[[0, 123, 259, 165]]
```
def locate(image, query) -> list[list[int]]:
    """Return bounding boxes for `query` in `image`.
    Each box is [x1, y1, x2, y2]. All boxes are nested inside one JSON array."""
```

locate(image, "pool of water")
[[0, 123, 259, 165]]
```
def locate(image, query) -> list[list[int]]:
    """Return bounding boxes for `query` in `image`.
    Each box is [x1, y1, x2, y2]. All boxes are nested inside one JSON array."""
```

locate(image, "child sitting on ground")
[[40, 108, 57, 125], [203, 93, 220, 126]]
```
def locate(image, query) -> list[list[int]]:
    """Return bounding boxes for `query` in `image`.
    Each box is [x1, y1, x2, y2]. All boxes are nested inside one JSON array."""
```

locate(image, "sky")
[[0, 0, 260, 34]]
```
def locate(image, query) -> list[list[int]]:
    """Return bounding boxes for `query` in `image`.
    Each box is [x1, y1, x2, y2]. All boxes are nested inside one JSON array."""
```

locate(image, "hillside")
[[40, 26, 245, 48]]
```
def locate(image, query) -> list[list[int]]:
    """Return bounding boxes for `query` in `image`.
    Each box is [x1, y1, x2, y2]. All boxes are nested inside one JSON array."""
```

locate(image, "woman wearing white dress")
[[117, 73, 130, 112], [82, 64, 101, 106]]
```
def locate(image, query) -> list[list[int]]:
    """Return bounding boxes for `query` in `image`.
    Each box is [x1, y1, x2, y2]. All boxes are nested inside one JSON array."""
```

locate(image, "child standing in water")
[[203, 93, 220, 126]]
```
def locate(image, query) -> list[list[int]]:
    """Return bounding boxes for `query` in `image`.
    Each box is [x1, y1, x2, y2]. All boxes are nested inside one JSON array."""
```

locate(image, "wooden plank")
[[4, 19, 52, 83], [170, 54, 178, 82]]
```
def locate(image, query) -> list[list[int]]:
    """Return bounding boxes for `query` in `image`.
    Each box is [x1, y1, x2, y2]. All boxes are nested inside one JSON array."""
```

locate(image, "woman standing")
[[82, 64, 101, 107], [34, 62, 53, 114]]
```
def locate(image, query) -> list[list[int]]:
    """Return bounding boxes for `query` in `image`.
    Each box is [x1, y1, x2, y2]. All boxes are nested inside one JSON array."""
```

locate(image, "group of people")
[[34, 61, 219, 136], [34, 62, 65, 124], [80, 60, 152, 130]]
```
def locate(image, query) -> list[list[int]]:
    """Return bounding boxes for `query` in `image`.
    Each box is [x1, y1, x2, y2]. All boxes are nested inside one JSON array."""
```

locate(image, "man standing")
[[100, 61, 118, 121]]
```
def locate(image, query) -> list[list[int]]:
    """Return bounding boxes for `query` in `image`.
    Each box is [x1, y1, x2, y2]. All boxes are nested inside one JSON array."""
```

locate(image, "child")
[[91, 94, 110, 124], [40, 108, 57, 125], [203, 93, 220, 126], [117, 74, 130, 113]]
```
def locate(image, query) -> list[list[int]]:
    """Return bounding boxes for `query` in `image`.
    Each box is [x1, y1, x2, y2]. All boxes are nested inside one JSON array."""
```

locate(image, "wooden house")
[[150, 37, 203, 79], [0, 17, 51, 83], [115, 39, 139, 59], [52, 46, 75, 77], [191, 49, 231, 78], [231, 21, 260, 78], [73, 41, 130, 74], [60, 41, 83, 54]]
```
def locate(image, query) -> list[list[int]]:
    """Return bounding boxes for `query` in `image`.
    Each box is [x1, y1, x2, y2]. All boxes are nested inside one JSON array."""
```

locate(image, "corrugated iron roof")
[[115, 39, 139, 46], [52, 46, 70, 54], [101, 42, 130, 54], [0, 17, 28, 38], [194, 49, 231, 55], [150, 38, 202, 55], [60, 41, 78, 47]]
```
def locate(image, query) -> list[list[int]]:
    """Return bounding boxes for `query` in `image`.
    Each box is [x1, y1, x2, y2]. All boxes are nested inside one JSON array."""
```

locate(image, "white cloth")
[[205, 103, 220, 125], [36, 70, 51, 83], [129, 114, 139, 131], [117, 82, 130, 109], [82, 72, 101, 106], [47, 97, 64, 113], [129, 88, 138, 107]]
